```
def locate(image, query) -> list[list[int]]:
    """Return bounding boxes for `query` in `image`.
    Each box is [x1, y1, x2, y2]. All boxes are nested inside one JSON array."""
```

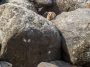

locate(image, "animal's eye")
[[49, 14, 51, 15]]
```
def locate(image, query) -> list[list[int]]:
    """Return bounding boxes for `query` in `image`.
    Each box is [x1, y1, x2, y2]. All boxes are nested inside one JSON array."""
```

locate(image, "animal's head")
[[86, 1, 90, 8], [47, 12, 56, 21]]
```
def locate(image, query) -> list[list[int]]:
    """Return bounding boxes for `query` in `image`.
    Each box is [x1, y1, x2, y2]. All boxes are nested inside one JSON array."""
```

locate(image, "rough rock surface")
[[5, 0, 37, 12], [54, 0, 90, 11], [53, 8, 90, 65], [33, 0, 53, 5], [37, 61, 72, 67], [32, 0, 76, 12], [0, 2, 61, 67], [26, 0, 90, 15], [37, 60, 76, 67], [38, 62, 58, 67], [55, 0, 90, 11], [0, 61, 12, 67], [55, 0, 75, 11], [72, 0, 90, 8]]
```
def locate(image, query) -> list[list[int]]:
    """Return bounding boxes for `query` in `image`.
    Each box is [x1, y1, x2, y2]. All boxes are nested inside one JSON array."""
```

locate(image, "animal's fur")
[[47, 12, 56, 21], [86, 3, 90, 8]]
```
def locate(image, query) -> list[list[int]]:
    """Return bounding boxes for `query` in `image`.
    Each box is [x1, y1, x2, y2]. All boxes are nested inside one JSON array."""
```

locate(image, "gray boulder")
[[0, 2, 61, 67], [72, 0, 90, 9], [35, 0, 53, 5], [54, 0, 90, 12], [37, 60, 81, 67], [54, 0, 89, 11], [30, 0, 53, 5], [0, 61, 12, 67], [52, 8, 90, 65], [38, 62, 58, 67], [5, 0, 37, 12], [37, 61, 72, 67], [55, 0, 75, 11]]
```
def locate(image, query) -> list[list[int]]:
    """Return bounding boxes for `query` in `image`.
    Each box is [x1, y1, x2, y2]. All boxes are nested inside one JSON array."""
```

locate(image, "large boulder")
[[0, 2, 61, 67], [52, 8, 90, 66]]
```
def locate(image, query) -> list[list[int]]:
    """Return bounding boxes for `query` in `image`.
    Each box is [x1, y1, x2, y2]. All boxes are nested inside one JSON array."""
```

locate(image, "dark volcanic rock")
[[0, 2, 61, 67]]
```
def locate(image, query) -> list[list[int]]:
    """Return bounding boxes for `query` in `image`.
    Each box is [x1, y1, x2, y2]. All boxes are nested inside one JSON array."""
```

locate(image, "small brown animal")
[[86, 2, 90, 8], [47, 12, 56, 21]]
